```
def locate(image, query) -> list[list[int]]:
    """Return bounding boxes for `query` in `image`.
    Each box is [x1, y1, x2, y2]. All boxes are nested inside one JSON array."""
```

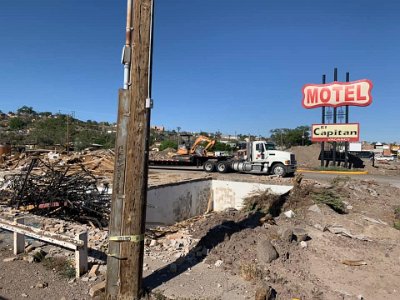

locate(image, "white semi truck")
[[202, 141, 296, 177]]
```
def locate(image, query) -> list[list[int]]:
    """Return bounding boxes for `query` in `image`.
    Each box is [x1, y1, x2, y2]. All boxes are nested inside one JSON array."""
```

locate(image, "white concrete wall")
[[146, 180, 211, 226], [212, 180, 293, 211], [146, 179, 293, 226]]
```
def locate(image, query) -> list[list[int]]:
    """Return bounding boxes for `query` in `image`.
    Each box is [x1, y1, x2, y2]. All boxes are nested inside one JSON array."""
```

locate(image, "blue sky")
[[0, 0, 399, 142]]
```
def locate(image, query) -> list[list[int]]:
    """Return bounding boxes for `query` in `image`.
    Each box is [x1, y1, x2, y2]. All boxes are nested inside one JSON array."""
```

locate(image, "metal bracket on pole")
[[145, 98, 153, 109], [121, 46, 132, 64]]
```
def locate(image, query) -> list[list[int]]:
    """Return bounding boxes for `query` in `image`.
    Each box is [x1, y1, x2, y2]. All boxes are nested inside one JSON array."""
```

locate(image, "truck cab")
[[202, 140, 296, 177], [251, 141, 296, 176]]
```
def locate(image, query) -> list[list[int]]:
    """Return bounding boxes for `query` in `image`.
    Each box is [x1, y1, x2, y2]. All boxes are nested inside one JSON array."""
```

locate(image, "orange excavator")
[[176, 135, 216, 157]]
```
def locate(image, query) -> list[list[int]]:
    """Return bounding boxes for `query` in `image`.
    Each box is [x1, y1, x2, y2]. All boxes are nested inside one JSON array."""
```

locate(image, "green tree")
[[74, 129, 116, 150], [270, 126, 311, 148], [199, 131, 209, 137], [0, 131, 26, 145], [17, 106, 36, 115], [159, 140, 178, 151], [9, 117, 27, 130], [212, 141, 233, 151], [39, 111, 52, 117], [93, 132, 116, 149], [30, 115, 70, 146]]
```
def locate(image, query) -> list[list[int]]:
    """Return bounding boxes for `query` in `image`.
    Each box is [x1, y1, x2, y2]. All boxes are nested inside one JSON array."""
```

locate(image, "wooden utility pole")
[[106, 0, 154, 299]]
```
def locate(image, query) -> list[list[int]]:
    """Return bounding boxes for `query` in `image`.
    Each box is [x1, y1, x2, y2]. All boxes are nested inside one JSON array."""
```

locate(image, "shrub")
[[159, 140, 177, 151], [312, 189, 346, 214]]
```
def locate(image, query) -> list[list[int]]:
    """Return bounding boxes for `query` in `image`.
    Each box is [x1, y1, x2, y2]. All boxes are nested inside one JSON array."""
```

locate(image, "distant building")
[[219, 140, 237, 148], [151, 125, 165, 132], [221, 135, 238, 141], [361, 142, 374, 151]]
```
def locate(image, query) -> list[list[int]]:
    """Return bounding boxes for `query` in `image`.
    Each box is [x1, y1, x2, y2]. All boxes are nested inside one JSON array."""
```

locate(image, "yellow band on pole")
[[109, 235, 144, 243]]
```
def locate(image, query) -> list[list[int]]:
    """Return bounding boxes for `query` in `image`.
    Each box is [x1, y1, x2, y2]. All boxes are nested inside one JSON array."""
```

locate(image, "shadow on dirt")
[[143, 211, 264, 290]]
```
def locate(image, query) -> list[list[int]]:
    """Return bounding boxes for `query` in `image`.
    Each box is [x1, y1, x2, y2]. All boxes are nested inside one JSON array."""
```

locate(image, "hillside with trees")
[[0, 106, 311, 152], [0, 106, 116, 150]]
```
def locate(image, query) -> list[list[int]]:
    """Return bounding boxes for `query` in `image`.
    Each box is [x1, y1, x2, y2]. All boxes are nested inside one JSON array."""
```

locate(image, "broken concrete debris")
[[308, 204, 322, 214], [89, 280, 106, 297], [292, 227, 309, 242], [3, 256, 18, 262], [299, 241, 307, 248], [255, 285, 277, 300], [283, 210, 295, 218], [257, 240, 279, 264], [35, 282, 48, 289], [88, 264, 100, 277], [214, 259, 223, 267], [325, 225, 372, 241], [278, 227, 294, 242]]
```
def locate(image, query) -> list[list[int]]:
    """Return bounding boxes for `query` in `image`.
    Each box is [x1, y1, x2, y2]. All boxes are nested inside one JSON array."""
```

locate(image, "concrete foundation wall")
[[146, 180, 211, 226], [211, 180, 293, 211], [146, 179, 293, 226]]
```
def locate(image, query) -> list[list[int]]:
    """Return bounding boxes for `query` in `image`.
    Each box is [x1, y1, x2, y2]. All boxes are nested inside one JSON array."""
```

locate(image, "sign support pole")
[[332, 67, 338, 166], [320, 74, 326, 167], [344, 72, 350, 168]]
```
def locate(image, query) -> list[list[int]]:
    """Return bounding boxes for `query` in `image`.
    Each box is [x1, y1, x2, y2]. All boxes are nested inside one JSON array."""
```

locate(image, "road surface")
[[149, 166, 400, 188]]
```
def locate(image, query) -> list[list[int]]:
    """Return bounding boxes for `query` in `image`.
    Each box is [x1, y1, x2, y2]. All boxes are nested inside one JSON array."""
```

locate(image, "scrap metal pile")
[[0, 155, 112, 227]]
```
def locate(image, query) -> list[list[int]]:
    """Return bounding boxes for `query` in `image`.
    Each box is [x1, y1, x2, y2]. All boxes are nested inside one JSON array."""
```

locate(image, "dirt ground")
[[143, 175, 400, 299], [1, 169, 400, 299], [0, 244, 92, 300]]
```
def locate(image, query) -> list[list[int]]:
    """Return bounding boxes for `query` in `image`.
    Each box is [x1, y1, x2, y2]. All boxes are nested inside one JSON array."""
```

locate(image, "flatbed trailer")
[[149, 155, 231, 167], [149, 140, 296, 177]]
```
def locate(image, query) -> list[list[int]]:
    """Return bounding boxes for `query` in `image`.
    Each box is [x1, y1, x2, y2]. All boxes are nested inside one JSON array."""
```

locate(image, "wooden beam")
[[0, 218, 83, 250], [75, 231, 88, 277], [14, 218, 25, 255], [1, 217, 88, 278]]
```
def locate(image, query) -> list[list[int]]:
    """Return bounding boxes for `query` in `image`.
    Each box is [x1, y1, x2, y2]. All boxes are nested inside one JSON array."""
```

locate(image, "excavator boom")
[[176, 135, 216, 156]]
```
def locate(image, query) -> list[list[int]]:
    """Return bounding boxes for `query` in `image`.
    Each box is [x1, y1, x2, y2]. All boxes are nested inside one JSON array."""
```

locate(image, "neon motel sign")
[[302, 79, 373, 109]]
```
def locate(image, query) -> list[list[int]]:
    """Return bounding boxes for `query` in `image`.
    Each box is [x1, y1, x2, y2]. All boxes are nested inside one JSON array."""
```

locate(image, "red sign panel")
[[311, 123, 360, 142], [302, 79, 373, 109]]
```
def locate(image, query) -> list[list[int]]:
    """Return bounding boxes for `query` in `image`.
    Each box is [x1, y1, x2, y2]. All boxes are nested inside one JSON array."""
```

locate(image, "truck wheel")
[[271, 163, 286, 177], [216, 161, 229, 173], [203, 161, 215, 172]]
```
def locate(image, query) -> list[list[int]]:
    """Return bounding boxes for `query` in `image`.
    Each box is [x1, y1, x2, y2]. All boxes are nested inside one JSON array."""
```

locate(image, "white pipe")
[[123, 63, 130, 90]]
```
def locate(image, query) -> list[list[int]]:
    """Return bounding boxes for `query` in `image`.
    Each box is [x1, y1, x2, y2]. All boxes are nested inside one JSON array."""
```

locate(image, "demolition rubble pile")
[[0, 153, 112, 227], [1, 148, 178, 174], [0, 149, 115, 180], [148, 147, 177, 160]]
